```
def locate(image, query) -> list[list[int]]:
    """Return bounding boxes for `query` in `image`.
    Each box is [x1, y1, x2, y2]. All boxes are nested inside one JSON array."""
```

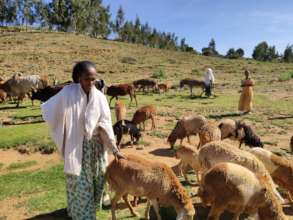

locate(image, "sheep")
[[175, 146, 201, 184], [249, 147, 293, 203], [198, 162, 287, 220], [198, 122, 221, 149], [131, 105, 156, 131], [198, 141, 285, 203], [155, 83, 168, 94], [0, 89, 7, 103], [218, 119, 263, 148], [113, 120, 142, 147], [133, 78, 157, 93], [106, 154, 195, 220], [106, 83, 138, 107], [167, 114, 207, 149], [114, 101, 126, 122]]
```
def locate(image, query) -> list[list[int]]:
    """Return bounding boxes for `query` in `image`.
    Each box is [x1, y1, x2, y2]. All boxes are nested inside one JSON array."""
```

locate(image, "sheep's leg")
[[151, 199, 162, 220], [122, 194, 140, 217], [143, 122, 145, 131], [187, 135, 191, 144], [231, 213, 240, 220], [144, 200, 151, 220], [111, 192, 123, 220], [129, 94, 133, 107], [109, 96, 114, 106], [286, 191, 293, 203], [207, 202, 225, 220], [239, 141, 243, 149], [151, 115, 155, 130], [197, 140, 201, 149]]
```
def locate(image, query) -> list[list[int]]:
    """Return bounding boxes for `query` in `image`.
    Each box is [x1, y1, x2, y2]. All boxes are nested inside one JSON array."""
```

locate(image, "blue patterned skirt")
[[65, 138, 106, 220]]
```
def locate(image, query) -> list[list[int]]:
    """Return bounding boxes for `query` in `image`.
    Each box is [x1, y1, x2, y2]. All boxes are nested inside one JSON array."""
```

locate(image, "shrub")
[[278, 72, 293, 81], [151, 69, 166, 79], [120, 56, 137, 64]]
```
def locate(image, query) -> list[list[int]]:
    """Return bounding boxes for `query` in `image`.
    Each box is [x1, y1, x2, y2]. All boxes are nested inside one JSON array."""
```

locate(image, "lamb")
[[167, 114, 207, 149], [114, 101, 126, 122], [249, 147, 293, 203], [218, 119, 263, 148], [175, 146, 201, 184], [198, 141, 284, 203], [198, 122, 221, 149], [198, 162, 287, 220], [113, 120, 142, 146], [131, 105, 156, 130], [155, 83, 168, 94], [106, 154, 195, 220]]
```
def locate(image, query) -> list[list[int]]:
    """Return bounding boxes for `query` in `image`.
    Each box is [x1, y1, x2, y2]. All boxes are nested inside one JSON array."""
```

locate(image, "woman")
[[41, 61, 124, 219], [204, 68, 215, 97], [238, 70, 255, 113]]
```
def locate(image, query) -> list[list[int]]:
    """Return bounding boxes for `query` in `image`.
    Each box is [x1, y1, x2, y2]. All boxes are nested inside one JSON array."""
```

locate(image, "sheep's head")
[[218, 119, 237, 140]]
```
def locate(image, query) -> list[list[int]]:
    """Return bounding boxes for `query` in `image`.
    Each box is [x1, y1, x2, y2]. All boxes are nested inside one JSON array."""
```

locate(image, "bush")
[[278, 72, 293, 81], [151, 69, 166, 79]]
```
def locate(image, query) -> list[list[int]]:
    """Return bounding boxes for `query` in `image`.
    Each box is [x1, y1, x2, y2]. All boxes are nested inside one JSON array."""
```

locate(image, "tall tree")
[[113, 5, 124, 37], [283, 45, 293, 63]]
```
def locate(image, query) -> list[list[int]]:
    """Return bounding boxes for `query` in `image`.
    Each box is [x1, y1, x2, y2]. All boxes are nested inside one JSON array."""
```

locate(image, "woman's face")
[[79, 66, 97, 94]]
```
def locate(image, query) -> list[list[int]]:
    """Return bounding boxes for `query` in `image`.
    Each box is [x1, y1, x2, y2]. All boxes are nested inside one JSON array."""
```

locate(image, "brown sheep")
[[167, 115, 207, 149], [198, 162, 286, 220], [131, 105, 156, 131], [155, 83, 168, 94], [175, 146, 201, 184], [0, 89, 7, 103], [106, 154, 195, 220], [249, 147, 293, 203], [198, 122, 221, 149], [218, 119, 263, 148], [198, 141, 284, 203], [114, 101, 126, 122], [106, 83, 138, 107]]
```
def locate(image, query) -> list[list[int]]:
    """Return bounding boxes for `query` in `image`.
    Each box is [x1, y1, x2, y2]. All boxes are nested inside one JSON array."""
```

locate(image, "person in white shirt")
[[41, 61, 124, 219], [204, 68, 215, 97]]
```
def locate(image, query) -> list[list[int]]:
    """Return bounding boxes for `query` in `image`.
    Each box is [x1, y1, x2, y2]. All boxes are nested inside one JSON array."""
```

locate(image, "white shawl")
[[41, 83, 117, 176], [204, 68, 215, 86]]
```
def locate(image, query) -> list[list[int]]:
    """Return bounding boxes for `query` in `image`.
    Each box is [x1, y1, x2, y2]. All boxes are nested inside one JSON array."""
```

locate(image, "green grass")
[[7, 161, 37, 170], [0, 162, 4, 170], [278, 71, 293, 81]]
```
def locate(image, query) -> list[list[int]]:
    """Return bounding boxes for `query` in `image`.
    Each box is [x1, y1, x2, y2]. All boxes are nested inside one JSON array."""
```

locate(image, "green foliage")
[[226, 48, 245, 59], [278, 72, 293, 81], [283, 45, 293, 63], [151, 69, 166, 79], [252, 41, 279, 61], [202, 38, 219, 56]]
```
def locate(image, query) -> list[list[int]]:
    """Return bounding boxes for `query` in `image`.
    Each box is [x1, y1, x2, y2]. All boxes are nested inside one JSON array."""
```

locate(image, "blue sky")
[[103, 0, 293, 57]]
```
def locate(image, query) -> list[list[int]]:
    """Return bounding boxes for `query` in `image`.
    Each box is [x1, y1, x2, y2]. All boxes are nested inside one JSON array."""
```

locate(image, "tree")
[[0, 0, 17, 26], [226, 48, 245, 59], [283, 45, 293, 63], [252, 41, 277, 61], [202, 38, 219, 56], [113, 5, 124, 38]]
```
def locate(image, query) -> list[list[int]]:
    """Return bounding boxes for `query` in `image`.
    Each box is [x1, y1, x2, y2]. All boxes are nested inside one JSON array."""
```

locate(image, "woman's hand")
[[114, 151, 126, 160]]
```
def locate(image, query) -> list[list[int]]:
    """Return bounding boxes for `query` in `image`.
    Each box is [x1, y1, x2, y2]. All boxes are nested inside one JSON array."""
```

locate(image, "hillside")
[[0, 31, 293, 220]]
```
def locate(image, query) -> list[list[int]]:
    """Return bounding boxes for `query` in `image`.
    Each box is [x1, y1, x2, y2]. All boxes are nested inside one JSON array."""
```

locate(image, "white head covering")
[[204, 68, 215, 86]]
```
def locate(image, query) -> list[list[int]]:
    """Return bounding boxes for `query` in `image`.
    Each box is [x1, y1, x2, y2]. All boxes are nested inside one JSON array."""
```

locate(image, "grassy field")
[[0, 31, 293, 219]]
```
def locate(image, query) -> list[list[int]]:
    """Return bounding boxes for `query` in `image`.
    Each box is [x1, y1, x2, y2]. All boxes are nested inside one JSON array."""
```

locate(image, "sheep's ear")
[[218, 123, 223, 129]]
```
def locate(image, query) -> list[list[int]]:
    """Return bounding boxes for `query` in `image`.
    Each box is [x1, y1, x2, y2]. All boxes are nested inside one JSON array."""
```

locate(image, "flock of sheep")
[[0, 73, 292, 220]]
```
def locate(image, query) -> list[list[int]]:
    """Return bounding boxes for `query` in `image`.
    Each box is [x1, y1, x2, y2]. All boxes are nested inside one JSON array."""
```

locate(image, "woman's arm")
[[98, 94, 120, 154]]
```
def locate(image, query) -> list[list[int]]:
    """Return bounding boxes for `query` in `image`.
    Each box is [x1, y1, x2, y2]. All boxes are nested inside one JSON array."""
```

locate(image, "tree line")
[[1, 0, 293, 62], [201, 38, 293, 63], [0, 0, 194, 52]]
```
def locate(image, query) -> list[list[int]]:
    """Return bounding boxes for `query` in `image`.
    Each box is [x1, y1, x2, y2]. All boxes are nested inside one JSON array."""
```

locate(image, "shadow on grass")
[[25, 208, 71, 220], [208, 111, 248, 119], [0, 105, 26, 110], [149, 147, 174, 158]]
